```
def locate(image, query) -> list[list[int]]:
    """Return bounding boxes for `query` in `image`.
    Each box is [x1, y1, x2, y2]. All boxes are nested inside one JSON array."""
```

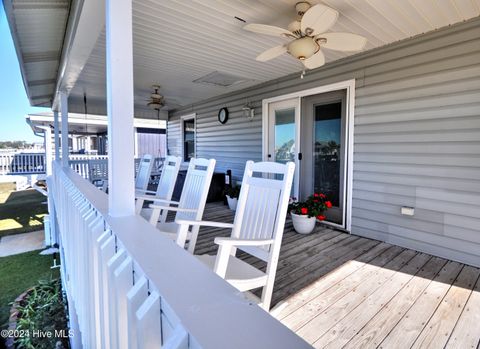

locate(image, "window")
[[182, 117, 195, 162]]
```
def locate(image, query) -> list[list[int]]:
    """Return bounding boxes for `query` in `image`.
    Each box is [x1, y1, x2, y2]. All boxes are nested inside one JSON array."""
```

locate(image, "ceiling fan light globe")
[[151, 93, 162, 99], [288, 37, 319, 60], [148, 102, 162, 110]]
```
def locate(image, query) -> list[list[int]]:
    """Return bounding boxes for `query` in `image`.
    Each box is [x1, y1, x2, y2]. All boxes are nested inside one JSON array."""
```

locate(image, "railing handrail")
[[53, 161, 310, 348]]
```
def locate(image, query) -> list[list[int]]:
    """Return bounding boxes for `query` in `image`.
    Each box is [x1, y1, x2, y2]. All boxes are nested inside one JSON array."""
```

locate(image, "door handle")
[[298, 153, 302, 160]]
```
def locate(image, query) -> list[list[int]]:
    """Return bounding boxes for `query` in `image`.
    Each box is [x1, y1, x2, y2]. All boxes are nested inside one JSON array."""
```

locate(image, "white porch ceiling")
[[15, 0, 480, 115]]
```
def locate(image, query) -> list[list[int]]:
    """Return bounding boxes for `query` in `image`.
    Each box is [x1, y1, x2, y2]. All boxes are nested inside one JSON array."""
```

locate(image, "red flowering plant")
[[288, 193, 332, 221]]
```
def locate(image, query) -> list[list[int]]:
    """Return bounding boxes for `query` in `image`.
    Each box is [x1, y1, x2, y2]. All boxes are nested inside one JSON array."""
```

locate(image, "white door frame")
[[262, 79, 355, 232]]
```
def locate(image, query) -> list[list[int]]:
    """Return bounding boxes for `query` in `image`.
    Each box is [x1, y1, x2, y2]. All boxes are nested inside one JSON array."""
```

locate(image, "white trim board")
[[262, 79, 355, 232]]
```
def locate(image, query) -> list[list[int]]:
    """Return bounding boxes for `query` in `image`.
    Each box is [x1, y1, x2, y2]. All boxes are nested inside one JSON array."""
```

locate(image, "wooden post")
[[60, 91, 69, 168], [53, 110, 60, 161], [106, 0, 135, 216]]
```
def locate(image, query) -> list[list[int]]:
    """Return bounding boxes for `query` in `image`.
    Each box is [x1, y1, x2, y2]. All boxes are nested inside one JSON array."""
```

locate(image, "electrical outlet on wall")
[[401, 206, 415, 216]]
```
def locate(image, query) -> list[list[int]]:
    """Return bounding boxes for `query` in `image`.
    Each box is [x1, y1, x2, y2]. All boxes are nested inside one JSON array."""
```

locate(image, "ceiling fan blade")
[[303, 50, 325, 70], [301, 4, 338, 36], [320, 32, 367, 51], [243, 23, 294, 37], [256, 45, 287, 62]]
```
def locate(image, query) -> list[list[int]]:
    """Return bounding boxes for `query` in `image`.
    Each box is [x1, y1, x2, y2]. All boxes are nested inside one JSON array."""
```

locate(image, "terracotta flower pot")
[[226, 195, 238, 211], [291, 212, 316, 234]]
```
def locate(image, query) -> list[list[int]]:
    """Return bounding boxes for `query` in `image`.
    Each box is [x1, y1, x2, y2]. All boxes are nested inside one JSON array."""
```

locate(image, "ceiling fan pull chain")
[[300, 68, 306, 79]]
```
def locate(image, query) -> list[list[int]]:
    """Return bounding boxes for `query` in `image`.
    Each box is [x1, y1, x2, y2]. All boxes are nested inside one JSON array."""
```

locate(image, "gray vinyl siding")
[[168, 17, 480, 267]]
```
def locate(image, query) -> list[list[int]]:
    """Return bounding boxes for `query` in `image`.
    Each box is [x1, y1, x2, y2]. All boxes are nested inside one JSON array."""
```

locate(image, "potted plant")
[[224, 185, 241, 210], [289, 193, 332, 234]]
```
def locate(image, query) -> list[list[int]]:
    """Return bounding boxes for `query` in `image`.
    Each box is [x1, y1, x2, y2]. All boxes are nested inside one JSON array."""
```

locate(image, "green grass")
[[0, 183, 48, 238], [0, 250, 58, 330]]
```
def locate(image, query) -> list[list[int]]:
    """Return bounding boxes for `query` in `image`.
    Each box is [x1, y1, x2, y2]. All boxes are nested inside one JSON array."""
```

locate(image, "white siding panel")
[[169, 18, 480, 266]]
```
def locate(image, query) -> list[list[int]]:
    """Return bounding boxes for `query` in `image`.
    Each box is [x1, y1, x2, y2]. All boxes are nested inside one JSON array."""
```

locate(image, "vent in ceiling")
[[193, 71, 248, 87]]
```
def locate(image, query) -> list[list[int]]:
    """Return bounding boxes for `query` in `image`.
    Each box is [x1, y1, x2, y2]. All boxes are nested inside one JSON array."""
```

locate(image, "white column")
[[106, 0, 135, 216], [44, 127, 53, 175], [71, 135, 78, 152], [53, 110, 60, 161], [60, 91, 69, 167], [85, 136, 91, 152], [134, 128, 138, 158]]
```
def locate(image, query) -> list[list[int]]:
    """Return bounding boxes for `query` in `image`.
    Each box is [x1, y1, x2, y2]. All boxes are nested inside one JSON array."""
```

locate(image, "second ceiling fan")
[[244, 1, 367, 70]]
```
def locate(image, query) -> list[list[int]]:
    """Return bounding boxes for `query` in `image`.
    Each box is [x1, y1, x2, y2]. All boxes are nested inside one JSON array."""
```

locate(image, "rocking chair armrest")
[[136, 189, 157, 196], [149, 204, 197, 213], [149, 198, 180, 206], [175, 219, 234, 229], [136, 193, 159, 201], [214, 237, 275, 247]]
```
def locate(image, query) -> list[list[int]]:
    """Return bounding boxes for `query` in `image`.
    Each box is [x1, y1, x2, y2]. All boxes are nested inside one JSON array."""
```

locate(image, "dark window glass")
[[314, 102, 342, 224], [183, 119, 195, 161]]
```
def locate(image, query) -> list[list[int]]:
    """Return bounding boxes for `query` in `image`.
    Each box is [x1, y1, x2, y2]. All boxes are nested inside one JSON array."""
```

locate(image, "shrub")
[[14, 278, 70, 349], [224, 185, 241, 199], [288, 193, 332, 220]]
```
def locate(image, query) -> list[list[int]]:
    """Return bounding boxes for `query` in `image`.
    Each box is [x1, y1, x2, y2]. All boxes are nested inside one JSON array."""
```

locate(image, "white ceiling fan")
[[243, 1, 367, 70]]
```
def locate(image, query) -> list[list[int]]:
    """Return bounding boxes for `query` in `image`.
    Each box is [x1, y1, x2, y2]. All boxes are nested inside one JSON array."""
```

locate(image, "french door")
[[265, 88, 350, 230]]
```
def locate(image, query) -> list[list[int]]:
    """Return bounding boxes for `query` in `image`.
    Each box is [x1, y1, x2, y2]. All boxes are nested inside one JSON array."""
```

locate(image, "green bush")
[[14, 278, 70, 349]]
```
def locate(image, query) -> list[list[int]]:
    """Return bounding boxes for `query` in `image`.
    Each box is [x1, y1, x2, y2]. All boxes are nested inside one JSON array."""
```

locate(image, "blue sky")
[[0, 3, 47, 143]]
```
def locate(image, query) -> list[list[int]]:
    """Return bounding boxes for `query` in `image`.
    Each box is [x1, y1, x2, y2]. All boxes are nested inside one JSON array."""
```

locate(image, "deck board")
[[164, 202, 480, 348]]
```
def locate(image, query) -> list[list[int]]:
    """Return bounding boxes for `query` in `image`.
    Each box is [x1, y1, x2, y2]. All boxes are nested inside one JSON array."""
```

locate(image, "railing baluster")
[[100, 235, 115, 349], [136, 291, 162, 349], [113, 256, 134, 349], [126, 275, 148, 349], [106, 248, 128, 349]]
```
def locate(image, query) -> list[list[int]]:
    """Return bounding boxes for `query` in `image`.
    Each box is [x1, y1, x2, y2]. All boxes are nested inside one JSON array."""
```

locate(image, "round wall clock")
[[218, 107, 229, 124]]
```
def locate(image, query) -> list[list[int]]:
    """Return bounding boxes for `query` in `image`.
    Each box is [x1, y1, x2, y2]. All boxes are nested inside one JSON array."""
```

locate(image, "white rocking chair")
[[135, 155, 181, 215], [176, 161, 295, 310], [135, 154, 154, 192], [148, 158, 216, 251]]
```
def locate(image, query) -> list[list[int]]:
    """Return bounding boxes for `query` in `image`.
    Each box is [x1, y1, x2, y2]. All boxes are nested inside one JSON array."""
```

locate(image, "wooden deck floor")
[[195, 202, 480, 349]]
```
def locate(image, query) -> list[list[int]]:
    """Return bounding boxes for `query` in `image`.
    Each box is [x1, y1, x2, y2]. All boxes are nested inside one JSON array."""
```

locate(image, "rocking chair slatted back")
[[175, 158, 216, 221], [233, 161, 295, 262], [135, 154, 154, 191], [155, 156, 181, 200]]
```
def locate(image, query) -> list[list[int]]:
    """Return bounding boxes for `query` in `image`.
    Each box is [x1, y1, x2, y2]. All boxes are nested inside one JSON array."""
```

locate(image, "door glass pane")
[[274, 108, 295, 164], [314, 102, 342, 224], [183, 119, 195, 161]]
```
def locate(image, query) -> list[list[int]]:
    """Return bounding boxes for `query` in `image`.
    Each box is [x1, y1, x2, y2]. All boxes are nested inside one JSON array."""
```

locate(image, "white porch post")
[[53, 110, 60, 161], [43, 127, 53, 175], [60, 91, 69, 167], [71, 135, 78, 152], [106, 0, 135, 216], [134, 127, 138, 158], [85, 135, 91, 152]]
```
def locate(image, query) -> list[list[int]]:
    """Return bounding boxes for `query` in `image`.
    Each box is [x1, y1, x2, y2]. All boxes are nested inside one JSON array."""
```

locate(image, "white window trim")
[[180, 113, 196, 164], [262, 79, 355, 232]]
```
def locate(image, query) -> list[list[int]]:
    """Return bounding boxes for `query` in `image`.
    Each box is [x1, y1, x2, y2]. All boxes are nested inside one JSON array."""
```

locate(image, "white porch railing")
[[51, 161, 309, 349], [0, 152, 45, 174], [69, 155, 109, 181], [68, 156, 163, 182]]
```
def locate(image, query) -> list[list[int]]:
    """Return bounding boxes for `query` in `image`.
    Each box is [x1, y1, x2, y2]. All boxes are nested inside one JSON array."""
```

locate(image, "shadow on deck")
[[195, 202, 480, 349]]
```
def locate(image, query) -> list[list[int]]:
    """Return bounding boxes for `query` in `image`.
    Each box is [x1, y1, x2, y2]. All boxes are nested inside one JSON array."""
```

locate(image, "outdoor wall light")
[[242, 104, 255, 120]]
